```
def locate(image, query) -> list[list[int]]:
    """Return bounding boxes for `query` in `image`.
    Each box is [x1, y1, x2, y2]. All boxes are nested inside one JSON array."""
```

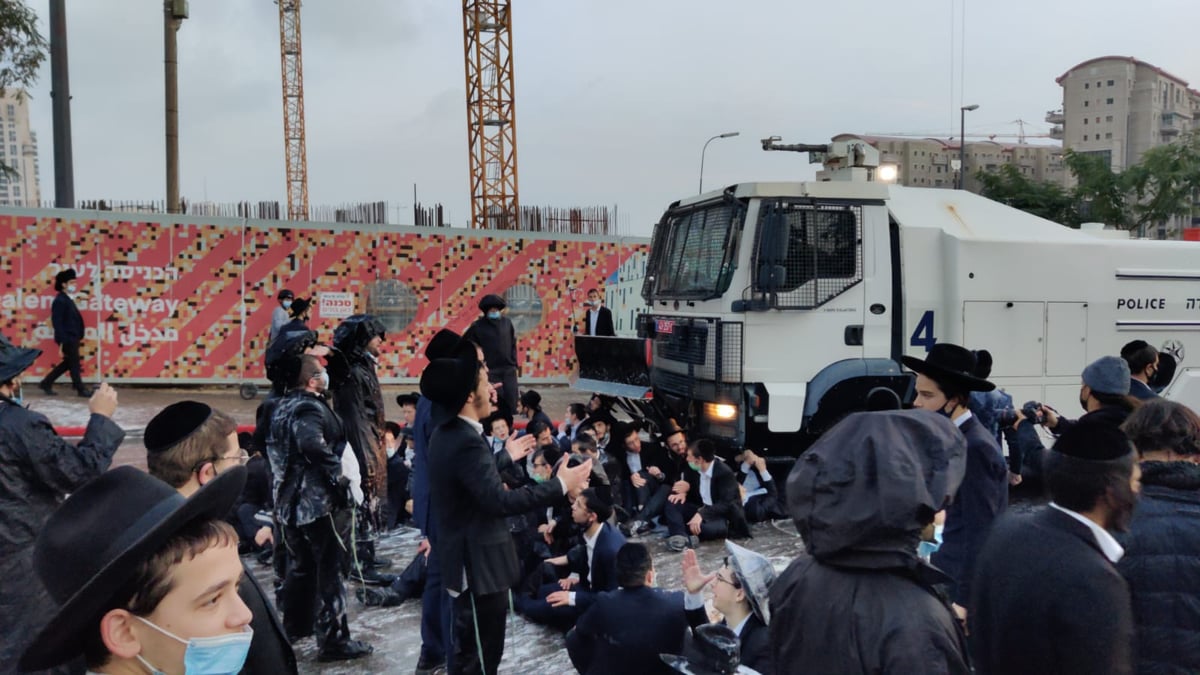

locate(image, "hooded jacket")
[[1118, 461, 1200, 675], [769, 409, 971, 674], [329, 316, 388, 515]]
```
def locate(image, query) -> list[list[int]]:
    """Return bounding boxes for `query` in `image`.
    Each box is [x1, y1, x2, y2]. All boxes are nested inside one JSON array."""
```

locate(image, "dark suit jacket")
[[1129, 378, 1157, 400], [566, 586, 704, 675], [970, 507, 1134, 675], [932, 414, 1008, 606], [429, 416, 565, 595], [611, 441, 671, 483], [738, 615, 774, 675], [685, 460, 750, 538], [567, 522, 626, 611], [51, 291, 84, 344], [580, 306, 615, 337], [240, 562, 298, 673]]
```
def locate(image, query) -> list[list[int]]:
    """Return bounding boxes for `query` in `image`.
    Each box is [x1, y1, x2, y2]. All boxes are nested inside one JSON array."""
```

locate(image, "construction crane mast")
[[462, 1, 520, 230], [277, 0, 309, 221]]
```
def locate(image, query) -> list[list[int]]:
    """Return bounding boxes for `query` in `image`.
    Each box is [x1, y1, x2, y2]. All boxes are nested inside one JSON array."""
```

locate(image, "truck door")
[[861, 209, 898, 361]]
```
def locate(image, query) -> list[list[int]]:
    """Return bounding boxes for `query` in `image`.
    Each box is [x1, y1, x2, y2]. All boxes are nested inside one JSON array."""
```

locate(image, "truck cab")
[[576, 140, 1200, 455]]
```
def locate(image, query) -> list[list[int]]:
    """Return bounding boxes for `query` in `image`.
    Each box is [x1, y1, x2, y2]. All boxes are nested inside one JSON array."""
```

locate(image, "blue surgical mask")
[[282, 300, 293, 309], [486, 310, 501, 320], [135, 617, 253, 674], [66, 283, 77, 294]]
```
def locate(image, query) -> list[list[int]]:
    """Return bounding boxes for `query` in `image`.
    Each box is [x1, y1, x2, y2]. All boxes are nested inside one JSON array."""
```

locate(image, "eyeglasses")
[[216, 450, 250, 466]]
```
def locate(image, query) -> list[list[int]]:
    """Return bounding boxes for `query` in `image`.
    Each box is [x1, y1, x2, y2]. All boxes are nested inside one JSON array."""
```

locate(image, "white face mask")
[[386, 444, 397, 459]]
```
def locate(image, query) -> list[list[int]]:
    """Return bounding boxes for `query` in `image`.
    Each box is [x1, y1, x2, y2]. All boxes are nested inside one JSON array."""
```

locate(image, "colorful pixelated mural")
[[0, 210, 649, 383]]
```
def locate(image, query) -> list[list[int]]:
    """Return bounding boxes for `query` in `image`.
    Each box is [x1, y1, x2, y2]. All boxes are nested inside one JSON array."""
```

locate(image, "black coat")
[[1128, 379, 1157, 401], [770, 551, 969, 674], [239, 563, 297, 674], [738, 615, 773, 675], [0, 398, 124, 670], [970, 507, 1134, 675], [931, 414, 1008, 606], [428, 416, 565, 595], [463, 315, 518, 372], [683, 459, 750, 539], [579, 306, 615, 337], [1117, 461, 1200, 675], [566, 586, 703, 675], [329, 352, 387, 510], [268, 390, 346, 527], [50, 291, 83, 344]]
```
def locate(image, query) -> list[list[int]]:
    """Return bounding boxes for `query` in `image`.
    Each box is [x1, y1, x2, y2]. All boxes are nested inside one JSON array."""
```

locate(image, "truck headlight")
[[704, 402, 738, 421], [876, 163, 899, 183]]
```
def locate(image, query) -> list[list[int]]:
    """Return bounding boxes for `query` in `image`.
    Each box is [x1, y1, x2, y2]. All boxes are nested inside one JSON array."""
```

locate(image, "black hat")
[[484, 410, 514, 433], [1051, 416, 1135, 462], [479, 293, 506, 311], [660, 418, 687, 442], [902, 343, 995, 392], [277, 289, 294, 301], [54, 268, 77, 290], [972, 349, 994, 379], [660, 623, 755, 675], [419, 343, 480, 412], [1150, 351, 1177, 393], [425, 328, 462, 360], [396, 391, 420, 407], [265, 328, 318, 388], [144, 400, 215, 454], [19, 465, 247, 671], [0, 333, 41, 383], [290, 297, 312, 318], [333, 314, 386, 352], [519, 390, 542, 410]]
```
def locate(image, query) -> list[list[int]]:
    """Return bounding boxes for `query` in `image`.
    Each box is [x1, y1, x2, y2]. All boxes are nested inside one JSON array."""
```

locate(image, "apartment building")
[[1050, 56, 1200, 235], [0, 90, 41, 207], [832, 134, 1064, 192]]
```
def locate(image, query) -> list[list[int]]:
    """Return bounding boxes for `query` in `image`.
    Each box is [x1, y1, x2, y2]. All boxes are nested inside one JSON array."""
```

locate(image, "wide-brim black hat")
[[660, 624, 755, 675], [20, 465, 247, 671], [396, 391, 420, 407], [419, 343, 480, 413], [0, 334, 41, 383], [425, 328, 462, 360], [479, 293, 506, 311], [902, 343, 994, 392], [289, 297, 312, 318], [54, 268, 77, 289]]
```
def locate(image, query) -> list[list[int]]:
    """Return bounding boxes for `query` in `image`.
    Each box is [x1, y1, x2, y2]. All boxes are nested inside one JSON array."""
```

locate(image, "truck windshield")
[[644, 199, 745, 301]]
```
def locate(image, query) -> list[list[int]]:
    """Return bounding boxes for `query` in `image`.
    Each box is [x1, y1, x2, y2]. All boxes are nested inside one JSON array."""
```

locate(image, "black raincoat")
[[268, 389, 346, 528], [0, 396, 124, 671], [329, 318, 387, 520], [770, 409, 971, 674]]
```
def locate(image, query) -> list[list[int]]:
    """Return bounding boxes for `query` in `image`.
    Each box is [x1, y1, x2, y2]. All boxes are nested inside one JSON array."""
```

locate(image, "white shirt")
[[740, 462, 771, 506], [699, 462, 714, 506], [589, 308, 599, 335], [1049, 502, 1125, 563], [569, 524, 605, 606], [952, 409, 974, 428], [730, 614, 751, 637]]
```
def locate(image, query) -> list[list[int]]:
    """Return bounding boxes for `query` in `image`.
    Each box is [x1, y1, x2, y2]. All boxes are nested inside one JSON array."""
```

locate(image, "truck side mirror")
[[758, 263, 787, 291]]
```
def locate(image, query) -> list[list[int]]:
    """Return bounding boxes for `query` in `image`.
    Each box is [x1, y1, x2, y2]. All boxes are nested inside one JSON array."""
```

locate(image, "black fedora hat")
[[660, 623, 756, 675], [0, 333, 41, 383], [425, 328, 462, 360], [419, 343, 480, 412], [478, 293, 506, 311], [396, 391, 420, 407], [20, 465, 246, 671], [902, 343, 995, 392], [54, 268, 77, 290], [289, 297, 312, 318]]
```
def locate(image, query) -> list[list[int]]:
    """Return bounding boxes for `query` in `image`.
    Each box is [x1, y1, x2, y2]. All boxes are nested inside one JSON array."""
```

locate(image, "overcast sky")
[[22, 0, 1200, 235]]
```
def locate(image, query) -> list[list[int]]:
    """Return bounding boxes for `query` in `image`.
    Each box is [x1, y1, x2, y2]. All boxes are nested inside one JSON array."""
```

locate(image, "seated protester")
[[557, 403, 589, 446], [518, 389, 554, 432], [496, 421, 537, 489], [664, 439, 750, 552], [586, 392, 613, 418], [515, 489, 626, 631], [612, 422, 672, 533], [571, 434, 614, 507], [513, 445, 567, 596], [357, 545, 432, 608], [770, 410, 970, 673], [484, 410, 514, 455], [567, 542, 707, 675], [1117, 399, 1200, 674], [384, 420, 412, 530], [143, 401, 296, 673], [19, 466, 255, 675], [588, 412, 615, 458], [239, 442, 277, 561], [680, 543, 777, 674], [736, 449, 786, 523], [543, 453, 593, 557]]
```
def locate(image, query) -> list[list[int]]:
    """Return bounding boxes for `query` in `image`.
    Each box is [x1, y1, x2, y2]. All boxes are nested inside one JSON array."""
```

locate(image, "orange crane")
[[462, 1, 520, 229], [277, 0, 309, 221]]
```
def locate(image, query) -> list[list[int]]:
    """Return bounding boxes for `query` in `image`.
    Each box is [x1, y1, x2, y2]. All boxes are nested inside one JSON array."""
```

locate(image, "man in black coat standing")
[[40, 268, 90, 396], [463, 293, 519, 416], [577, 288, 615, 337], [423, 342, 593, 675], [970, 417, 1140, 674]]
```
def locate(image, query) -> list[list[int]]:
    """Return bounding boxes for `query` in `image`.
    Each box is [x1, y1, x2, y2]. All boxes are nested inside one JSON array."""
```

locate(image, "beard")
[[1104, 481, 1139, 533]]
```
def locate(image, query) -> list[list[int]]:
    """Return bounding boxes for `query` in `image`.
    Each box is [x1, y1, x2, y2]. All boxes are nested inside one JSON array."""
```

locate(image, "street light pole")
[[959, 104, 979, 190], [164, 0, 187, 214], [699, 131, 739, 193]]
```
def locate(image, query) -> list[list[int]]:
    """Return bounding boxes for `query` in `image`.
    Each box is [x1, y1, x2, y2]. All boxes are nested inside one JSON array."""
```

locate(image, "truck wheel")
[[239, 382, 258, 400]]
